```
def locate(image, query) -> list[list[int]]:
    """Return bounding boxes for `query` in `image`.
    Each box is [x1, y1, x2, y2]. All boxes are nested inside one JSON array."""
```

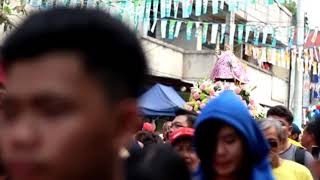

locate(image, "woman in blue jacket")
[[194, 90, 274, 180]]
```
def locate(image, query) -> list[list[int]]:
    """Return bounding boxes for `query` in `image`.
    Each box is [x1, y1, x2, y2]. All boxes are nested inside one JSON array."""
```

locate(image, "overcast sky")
[[301, 0, 320, 28]]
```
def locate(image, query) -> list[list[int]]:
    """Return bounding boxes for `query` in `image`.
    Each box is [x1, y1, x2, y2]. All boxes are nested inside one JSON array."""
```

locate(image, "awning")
[[139, 83, 186, 116]]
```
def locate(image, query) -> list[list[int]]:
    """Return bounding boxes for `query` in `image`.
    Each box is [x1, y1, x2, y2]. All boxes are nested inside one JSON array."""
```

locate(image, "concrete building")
[[143, 1, 292, 107]]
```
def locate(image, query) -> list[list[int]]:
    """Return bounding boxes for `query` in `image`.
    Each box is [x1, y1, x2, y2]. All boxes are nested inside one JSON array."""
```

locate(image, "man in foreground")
[[0, 8, 148, 180]]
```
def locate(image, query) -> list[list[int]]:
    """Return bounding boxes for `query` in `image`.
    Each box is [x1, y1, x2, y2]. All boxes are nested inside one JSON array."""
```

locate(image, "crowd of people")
[[0, 7, 319, 180]]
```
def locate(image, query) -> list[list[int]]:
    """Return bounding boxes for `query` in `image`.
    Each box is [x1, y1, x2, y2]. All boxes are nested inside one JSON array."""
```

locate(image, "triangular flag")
[[195, 22, 201, 37], [270, 48, 276, 65], [186, 21, 194, 40], [195, 0, 202, 16], [203, 0, 208, 14], [271, 28, 277, 47], [267, 0, 274, 5], [56, 0, 65, 6], [161, 20, 168, 38], [314, 47, 319, 62], [220, 0, 225, 9], [229, 24, 236, 46], [311, 27, 318, 43], [151, 20, 158, 33], [151, 0, 159, 32], [168, 20, 177, 40], [304, 58, 309, 73], [173, 0, 179, 18], [86, 0, 95, 8], [220, 24, 226, 44], [245, 25, 251, 43], [253, 28, 260, 45], [228, 0, 236, 12], [182, 0, 189, 18], [310, 48, 314, 61], [237, 24, 244, 44], [46, 0, 53, 7], [313, 61, 318, 75], [260, 47, 267, 63], [69, 0, 77, 7], [188, 0, 193, 16], [262, 26, 269, 44], [145, 0, 152, 20], [174, 21, 183, 38], [212, 0, 219, 14], [211, 24, 219, 44], [165, 0, 172, 17], [305, 28, 310, 43], [202, 23, 209, 43], [160, 0, 166, 18], [30, 0, 41, 7], [309, 56, 313, 72], [281, 49, 286, 68]]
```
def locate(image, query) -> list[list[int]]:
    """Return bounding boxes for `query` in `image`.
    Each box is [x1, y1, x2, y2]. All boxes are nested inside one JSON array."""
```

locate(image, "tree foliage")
[[0, 0, 27, 32], [285, 1, 297, 25]]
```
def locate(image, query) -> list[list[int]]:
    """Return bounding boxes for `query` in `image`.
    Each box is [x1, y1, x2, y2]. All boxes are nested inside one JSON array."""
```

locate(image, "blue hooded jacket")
[[194, 90, 274, 180]]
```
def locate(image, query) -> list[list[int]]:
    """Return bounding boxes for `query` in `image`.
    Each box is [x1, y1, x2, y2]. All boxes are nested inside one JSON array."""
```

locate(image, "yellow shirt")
[[288, 138, 303, 148], [273, 159, 313, 180]]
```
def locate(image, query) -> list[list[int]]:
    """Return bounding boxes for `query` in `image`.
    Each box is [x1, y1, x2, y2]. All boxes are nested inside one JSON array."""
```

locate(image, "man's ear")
[[112, 99, 140, 149], [288, 125, 293, 136]]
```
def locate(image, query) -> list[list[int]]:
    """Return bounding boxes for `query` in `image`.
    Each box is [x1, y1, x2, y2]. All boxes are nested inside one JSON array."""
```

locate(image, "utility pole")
[[292, 0, 304, 127]]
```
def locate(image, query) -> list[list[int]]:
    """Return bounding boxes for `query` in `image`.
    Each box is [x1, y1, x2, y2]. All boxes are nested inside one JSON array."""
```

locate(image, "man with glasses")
[[170, 109, 197, 133], [258, 119, 313, 180]]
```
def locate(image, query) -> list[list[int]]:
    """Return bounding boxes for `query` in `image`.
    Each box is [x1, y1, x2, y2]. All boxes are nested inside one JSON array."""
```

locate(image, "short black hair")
[[126, 144, 191, 180], [267, 105, 294, 125], [135, 130, 163, 148], [175, 108, 197, 127], [1, 8, 148, 100], [305, 120, 320, 147]]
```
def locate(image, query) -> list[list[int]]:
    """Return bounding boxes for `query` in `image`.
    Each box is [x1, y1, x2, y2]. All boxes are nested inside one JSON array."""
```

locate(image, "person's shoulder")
[[303, 149, 314, 162], [289, 138, 303, 148], [282, 160, 313, 180]]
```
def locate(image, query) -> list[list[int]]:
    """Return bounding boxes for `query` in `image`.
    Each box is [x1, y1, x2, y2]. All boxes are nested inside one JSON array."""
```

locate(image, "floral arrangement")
[[184, 79, 266, 119]]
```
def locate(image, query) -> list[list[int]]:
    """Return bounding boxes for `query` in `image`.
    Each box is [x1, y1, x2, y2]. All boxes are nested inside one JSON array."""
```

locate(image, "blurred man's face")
[[173, 138, 200, 172], [170, 115, 189, 133], [262, 126, 281, 165], [301, 131, 314, 150], [0, 52, 136, 180], [267, 115, 292, 138]]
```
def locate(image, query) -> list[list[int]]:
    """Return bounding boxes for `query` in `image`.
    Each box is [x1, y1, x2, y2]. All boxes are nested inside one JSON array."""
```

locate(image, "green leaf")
[[3, 5, 12, 14]]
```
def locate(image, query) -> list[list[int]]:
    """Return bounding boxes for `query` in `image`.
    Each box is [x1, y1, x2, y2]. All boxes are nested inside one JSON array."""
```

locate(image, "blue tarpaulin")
[[139, 83, 186, 116]]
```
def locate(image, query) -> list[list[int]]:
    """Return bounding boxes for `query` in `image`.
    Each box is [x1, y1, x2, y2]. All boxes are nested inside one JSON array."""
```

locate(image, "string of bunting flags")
[[30, 0, 293, 16], [24, 0, 299, 71], [29, 0, 294, 27], [155, 19, 294, 48], [28, 0, 296, 47]]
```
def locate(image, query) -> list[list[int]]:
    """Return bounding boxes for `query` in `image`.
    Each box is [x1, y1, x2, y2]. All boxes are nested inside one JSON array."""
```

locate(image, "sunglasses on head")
[[268, 139, 278, 148]]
